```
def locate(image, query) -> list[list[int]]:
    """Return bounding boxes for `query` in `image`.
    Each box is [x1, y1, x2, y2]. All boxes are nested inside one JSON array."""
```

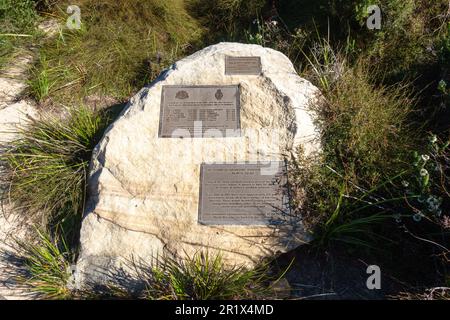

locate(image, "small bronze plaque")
[[225, 56, 262, 75], [198, 162, 290, 225], [159, 85, 240, 138]]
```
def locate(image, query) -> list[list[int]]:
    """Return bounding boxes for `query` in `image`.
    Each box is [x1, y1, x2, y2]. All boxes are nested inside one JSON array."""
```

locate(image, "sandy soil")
[[0, 20, 60, 300]]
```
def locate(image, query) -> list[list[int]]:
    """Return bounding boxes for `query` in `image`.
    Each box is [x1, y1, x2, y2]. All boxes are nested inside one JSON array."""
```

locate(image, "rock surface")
[[74, 42, 321, 287]]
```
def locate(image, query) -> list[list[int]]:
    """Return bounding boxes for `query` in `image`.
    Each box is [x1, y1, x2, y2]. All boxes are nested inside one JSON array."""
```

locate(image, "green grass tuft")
[[13, 227, 73, 300], [28, 0, 206, 103], [98, 252, 280, 300], [0, 106, 111, 233]]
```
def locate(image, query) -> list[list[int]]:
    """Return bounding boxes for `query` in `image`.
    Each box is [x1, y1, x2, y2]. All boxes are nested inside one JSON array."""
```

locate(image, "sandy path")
[[0, 20, 59, 299], [0, 48, 38, 300]]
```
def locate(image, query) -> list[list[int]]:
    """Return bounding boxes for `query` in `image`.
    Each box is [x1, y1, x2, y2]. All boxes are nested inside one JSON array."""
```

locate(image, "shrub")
[[290, 41, 413, 245], [0, 0, 37, 33]]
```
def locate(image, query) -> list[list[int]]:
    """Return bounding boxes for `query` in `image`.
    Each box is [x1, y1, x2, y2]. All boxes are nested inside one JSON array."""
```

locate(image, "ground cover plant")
[[0, 0, 448, 299], [0, 0, 38, 70]]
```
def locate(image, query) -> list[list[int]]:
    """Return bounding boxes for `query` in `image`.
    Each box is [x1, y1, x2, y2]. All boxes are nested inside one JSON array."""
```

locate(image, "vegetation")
[[0, 0, 449, 299], [12, 227, 73, 299], [95, 252, 279, 300], [0, 106, 112, 244], [0, 0, 44, 71], [27, 0, 205, 103], [141, 252, 276, 300]]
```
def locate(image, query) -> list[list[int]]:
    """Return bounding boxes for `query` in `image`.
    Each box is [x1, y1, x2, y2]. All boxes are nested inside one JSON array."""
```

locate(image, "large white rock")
[[74, 42, 321, 287]]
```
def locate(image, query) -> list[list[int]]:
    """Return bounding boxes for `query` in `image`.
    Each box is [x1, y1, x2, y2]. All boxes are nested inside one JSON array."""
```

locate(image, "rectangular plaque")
[[198, 162, 290, 225], [159, 85, 240, 138], [225, 56, 262, 75]]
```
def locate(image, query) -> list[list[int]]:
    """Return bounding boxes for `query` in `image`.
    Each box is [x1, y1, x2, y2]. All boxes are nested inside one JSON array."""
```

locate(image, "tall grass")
[[143, 252, 274, 300], [0, 106, 111, 236], [290, 40, 417, 248], [13, 227, 73, 299], [29, 0, 206, 103], [99, 252, 280, 300], [0, 0, 38, 71], [189, 0, 266, 39]]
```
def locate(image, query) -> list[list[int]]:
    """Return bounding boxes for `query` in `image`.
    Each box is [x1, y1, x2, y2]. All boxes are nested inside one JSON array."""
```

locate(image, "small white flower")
[[430, 135, 437, 144], [401, 180, 409, 188], [421, 154, 430, 162], [427, 196, 440, 208], [413, 213, 423, 222], [271, 20, 278, 26], [420, 168, 428, 177]]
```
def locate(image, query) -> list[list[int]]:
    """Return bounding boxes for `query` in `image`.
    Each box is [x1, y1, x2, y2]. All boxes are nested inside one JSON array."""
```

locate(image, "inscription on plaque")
[[225, 56, 262, 75], [198, 162, 290, 225], [159, 85, 240, 138]]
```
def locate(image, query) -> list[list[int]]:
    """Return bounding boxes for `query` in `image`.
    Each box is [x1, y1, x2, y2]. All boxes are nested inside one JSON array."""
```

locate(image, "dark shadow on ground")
[[273, 244, 408, 299], [186, 0, 359, 44]]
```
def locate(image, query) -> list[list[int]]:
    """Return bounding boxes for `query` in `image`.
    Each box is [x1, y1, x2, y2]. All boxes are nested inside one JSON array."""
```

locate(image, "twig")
[[0, 34, 33, 38]]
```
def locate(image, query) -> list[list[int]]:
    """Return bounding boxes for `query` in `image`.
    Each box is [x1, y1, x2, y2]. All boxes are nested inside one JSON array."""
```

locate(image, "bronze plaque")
[[198, 162, 290, 225], [159, 85, 240, 138], [225, 56, 262, 75]]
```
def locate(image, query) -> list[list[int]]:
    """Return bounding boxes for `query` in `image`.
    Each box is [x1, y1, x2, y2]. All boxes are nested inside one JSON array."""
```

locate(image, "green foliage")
[[13, 227, 73, 299], [0, 0, 37, 33], [0, 106, 111, 232], [289, 42, 415, 249], [30, 0, 206, 103], [293, 41, 448, 263], [189, 0, 266, 38], [145, 253, 272, 300], [363, 0, 448, 80], [398, 136, 449, 225], [101, 252, 278, 300], [27, 53, 57, 101], [0, 0, 38, 70]]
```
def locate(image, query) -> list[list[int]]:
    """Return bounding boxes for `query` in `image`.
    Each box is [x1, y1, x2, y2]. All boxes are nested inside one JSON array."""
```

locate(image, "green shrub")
[[189, 0, 266, 39], [362, 0, 448, 81], [291, 41, 416, 246]]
